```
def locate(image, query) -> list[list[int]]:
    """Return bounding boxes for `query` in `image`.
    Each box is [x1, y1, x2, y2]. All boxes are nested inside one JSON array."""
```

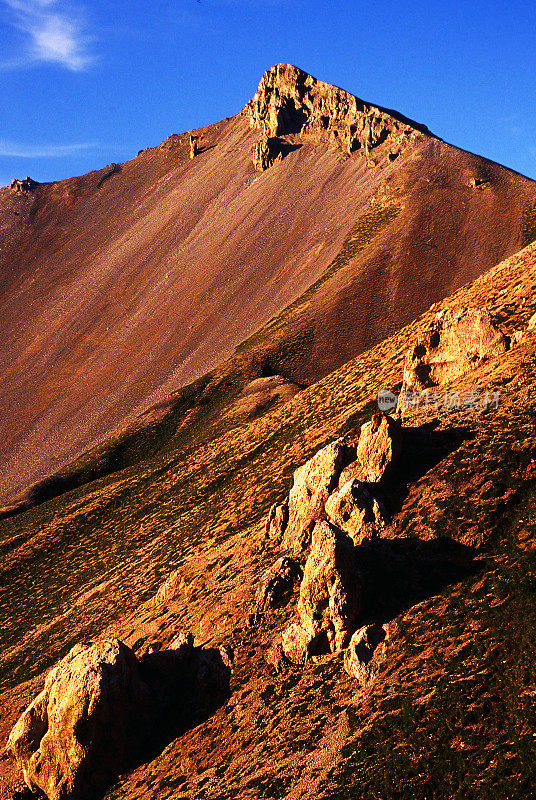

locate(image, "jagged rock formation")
[[356, 412, 402, 482], [344, 623, 389, 685], [282, 521, 361, 663], [265, 502, 289, 541], [247, 63, 430, 166], [283, 438, 357, 553], [400, 308, 509, 398], [255, 556, 302, 611], [325, 478, 386, 544], [10, 176, 39, 193], [6, 637, 232, 800], [189, 134, 199, 159], [268, 413, 399, 553], [252, 136, 284, 171]]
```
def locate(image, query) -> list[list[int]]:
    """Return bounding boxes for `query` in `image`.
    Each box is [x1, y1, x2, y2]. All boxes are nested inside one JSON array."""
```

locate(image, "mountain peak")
[[246, 63, 431, 166]]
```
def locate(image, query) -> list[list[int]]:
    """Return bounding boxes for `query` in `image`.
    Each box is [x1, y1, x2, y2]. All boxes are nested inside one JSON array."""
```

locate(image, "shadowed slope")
[[1, 63, 535, 504]]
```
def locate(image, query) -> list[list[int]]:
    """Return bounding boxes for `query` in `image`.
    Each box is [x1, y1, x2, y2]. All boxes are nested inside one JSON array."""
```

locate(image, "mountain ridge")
[[0, 65, 535, 506]]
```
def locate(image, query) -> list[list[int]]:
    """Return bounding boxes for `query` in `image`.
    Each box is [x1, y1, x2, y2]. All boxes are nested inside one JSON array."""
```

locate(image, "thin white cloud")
[[1, 0, 95, 71], [0, 139, 98, 157]]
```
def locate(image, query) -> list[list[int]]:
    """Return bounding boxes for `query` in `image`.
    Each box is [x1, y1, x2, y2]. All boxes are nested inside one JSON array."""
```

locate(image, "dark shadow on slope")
[[134, 644, 233, 765], [380, 421, 474, 517], [357, 536, 483, 626], [97, 163, 121, 187]]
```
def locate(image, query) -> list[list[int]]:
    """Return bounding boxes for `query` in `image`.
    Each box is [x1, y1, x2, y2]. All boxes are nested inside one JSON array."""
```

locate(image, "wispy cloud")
[[0, 139, 98, 157], [1, 0, 95, 71]]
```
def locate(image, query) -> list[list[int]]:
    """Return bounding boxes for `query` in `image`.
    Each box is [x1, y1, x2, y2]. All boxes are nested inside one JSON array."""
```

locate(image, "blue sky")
[[1, 0, 536, 188]]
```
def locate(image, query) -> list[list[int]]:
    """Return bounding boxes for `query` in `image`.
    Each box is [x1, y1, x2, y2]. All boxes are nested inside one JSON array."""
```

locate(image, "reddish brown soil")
[[0, 72, 535, 509]]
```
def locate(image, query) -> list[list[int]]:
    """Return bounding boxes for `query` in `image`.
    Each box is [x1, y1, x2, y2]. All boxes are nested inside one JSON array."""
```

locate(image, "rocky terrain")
[[1, 66, 536, 800], [1, 232, 536, 798], [1, 63, 536, 506]]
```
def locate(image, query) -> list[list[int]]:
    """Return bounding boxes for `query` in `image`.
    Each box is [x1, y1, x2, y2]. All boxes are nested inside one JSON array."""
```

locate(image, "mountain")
[[2, 232, 536, 799], [1, 63, 535, 507]]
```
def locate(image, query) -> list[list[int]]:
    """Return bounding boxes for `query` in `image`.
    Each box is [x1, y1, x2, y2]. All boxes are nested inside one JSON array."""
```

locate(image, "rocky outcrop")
[[255, 556, 302, 611], [7, 636, 232, 800], [252, 136, 284, 171], [400, 308, 509, 398], [344, 623, 388, 685], [265, 502, 289, 542], [282, 522, 361, 663], [155, 568, 185, 605], [356, 412, 402, 483], [325, 479, 386, 544], [247, 64, 430, 160], [189, 134, 199, 159], [10, 176, 39, 193], [283, 438, 357, 553]]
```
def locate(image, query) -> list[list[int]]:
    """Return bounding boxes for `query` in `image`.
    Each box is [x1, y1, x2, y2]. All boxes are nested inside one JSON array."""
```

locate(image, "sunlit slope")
[[1, 64, 535, 504]]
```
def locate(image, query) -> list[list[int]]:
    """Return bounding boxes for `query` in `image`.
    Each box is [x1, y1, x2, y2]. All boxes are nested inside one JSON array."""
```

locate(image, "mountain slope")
[[2, 237, 536, 799], [1, 63, 535, 506]]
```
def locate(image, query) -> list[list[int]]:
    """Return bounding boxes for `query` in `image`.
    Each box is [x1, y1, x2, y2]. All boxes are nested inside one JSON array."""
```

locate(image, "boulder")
[[400, 307, 509, 398], [265, 502, 289, 542], [281, 622, 317, 665], [356, 413, 401, 483], [337, 458, 366, 488], [7, 636, 232, 800], [6, 639, 151, 800], [255, 556, 303, 611], [282, 522, 361, 662], [325, 479, 386, 544], [344, 623, 388, 685], [283, 438, 356, 553], [155, 568, 185, 605]]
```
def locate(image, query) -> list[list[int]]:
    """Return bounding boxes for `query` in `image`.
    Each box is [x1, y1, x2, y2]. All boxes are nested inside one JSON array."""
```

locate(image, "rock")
[[247, 64, 428, 158], [7, 636, 232, 800], [337, 458, 367, 487], [252, 136, 284, 171], [356, 413, 401, 483], [155, 568, 185, 605], [255, 557, 303, 611], [528, 311, 536, 331], [283, 438, 357, 553], [189, 134, 199, 159], [265, 502, 289, 542], [10, 176, 39, 193], [344, 623, 388, 685], [6, 639, 151, 800], [281, 621, 317, 665], [400, 308, 509, 398], [325, 479, 386, 544], [282, 522, 361, 662]]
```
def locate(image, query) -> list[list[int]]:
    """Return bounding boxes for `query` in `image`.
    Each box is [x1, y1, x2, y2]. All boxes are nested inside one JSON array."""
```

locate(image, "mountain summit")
[[247, 63, 431, 169], [0, 65, 535, 505]]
